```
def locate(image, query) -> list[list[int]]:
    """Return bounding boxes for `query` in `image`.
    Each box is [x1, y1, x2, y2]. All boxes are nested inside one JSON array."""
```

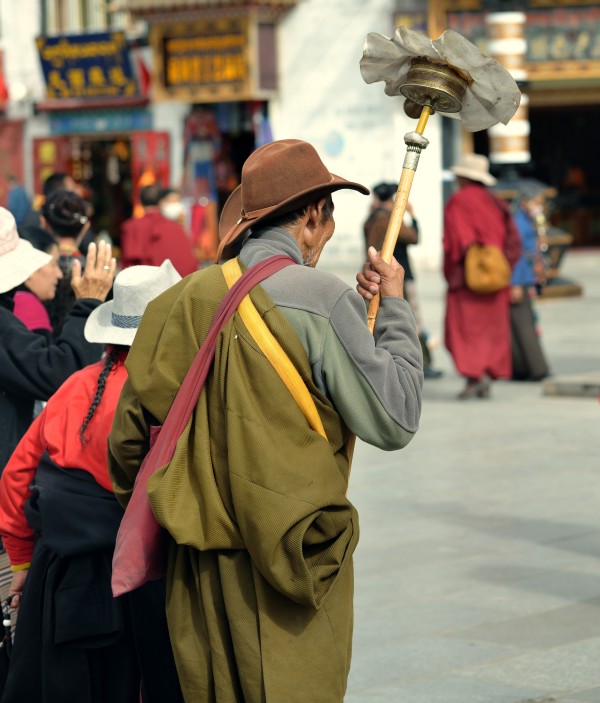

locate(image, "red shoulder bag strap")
[[148, 254, 295, 471]]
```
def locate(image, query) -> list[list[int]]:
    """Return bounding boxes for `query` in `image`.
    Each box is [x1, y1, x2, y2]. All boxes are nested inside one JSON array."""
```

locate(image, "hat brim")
[[450, 166, 496, 187], [0, 239, 52, 294], [84, 301, 137, 346], [217, 175, 369, 260]]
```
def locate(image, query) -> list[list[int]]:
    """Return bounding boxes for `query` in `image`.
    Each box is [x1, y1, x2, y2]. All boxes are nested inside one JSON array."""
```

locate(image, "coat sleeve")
[[107, 378, 151, 508], [0, 411, 46, 567], [318, 290, 422, 450], [0, 300, 103, 401], [443, 196, 476, 283]]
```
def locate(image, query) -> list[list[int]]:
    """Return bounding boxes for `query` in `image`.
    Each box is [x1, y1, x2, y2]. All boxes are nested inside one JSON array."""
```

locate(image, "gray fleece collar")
[[240, 227, 304, 267]]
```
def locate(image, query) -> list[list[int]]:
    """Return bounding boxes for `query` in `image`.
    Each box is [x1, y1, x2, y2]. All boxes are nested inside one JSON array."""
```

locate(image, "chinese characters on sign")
[[151, 18, 251, 102], [36, 32, 138, 100]]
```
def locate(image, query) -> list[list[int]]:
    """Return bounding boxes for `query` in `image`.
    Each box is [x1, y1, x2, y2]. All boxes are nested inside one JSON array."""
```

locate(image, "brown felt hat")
[[217, 139, 369, 259]]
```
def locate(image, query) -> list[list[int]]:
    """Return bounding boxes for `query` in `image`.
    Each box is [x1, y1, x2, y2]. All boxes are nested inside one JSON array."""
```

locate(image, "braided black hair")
[[42, 189, 89, 238], [79, 347, 123, 446]]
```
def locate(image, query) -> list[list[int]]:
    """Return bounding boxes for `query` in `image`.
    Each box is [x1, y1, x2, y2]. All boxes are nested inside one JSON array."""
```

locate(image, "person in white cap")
[[0, 207, 116, 472], [443, 153, 521, 399], [0, 261, 183, 703]]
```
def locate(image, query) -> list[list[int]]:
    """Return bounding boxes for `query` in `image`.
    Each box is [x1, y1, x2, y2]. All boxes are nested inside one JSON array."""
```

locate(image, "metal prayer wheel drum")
[[400, 57, 469, 119]]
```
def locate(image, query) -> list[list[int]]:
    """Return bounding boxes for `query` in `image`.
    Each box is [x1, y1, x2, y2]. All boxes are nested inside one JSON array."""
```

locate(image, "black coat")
[[0, 293, 102, 471], [1, 457, 140, 703]]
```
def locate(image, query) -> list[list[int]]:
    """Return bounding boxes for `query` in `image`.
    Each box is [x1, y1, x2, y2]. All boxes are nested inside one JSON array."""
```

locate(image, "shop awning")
[[120, 0, 297, 8]]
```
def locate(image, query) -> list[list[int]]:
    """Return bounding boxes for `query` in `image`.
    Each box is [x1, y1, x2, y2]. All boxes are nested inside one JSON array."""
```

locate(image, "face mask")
[[160, 202, 185, 221]]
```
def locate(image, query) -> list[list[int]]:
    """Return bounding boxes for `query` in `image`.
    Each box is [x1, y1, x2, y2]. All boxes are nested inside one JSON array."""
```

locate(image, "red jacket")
[[120, 211, 198, 277], [0, 351, 128, 567]]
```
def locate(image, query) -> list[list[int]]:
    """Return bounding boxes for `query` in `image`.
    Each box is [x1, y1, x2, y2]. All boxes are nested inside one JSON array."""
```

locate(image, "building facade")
[[1, 0, 597, 269]]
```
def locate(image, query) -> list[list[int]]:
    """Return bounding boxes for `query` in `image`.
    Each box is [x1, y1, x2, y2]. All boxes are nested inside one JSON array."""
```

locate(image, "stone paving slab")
[[458, 637, 600, 691], [543, 372, 600, 398], [562, 686, 600, 701], [346, 675, 544, 703], [445, 598, 600, 649]]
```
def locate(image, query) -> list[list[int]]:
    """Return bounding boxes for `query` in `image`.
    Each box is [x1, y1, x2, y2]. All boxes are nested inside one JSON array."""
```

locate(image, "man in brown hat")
[[108, 139, 423, 702]]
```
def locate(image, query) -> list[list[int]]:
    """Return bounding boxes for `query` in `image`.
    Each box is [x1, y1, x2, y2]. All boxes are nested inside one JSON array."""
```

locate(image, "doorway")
[[529, 105, 600, 247], [74, 137, 134, 243]]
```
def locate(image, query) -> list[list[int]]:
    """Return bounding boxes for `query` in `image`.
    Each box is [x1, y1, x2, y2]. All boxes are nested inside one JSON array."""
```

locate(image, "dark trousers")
[[129, 579, 185, 703], [510, 289, 549, 380]]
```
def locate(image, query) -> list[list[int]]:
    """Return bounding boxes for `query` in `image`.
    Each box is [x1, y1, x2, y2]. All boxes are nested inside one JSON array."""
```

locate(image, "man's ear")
[[306, 198, 328, 229]]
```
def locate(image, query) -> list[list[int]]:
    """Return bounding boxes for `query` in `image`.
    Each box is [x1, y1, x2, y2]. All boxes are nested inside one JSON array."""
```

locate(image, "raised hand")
[[356, 246, 405, 300], [71, 241, 117, 302]]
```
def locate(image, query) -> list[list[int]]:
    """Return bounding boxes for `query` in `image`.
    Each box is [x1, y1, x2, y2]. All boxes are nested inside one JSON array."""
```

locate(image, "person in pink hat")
[[0, 207, 116, 471]]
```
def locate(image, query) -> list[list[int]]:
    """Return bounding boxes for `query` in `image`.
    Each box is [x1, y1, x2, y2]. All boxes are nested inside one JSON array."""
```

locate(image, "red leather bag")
[[111, 255, 294, 597]]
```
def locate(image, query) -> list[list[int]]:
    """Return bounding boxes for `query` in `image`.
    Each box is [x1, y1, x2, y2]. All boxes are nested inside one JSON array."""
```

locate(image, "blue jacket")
[[511, 207, 538, 287]]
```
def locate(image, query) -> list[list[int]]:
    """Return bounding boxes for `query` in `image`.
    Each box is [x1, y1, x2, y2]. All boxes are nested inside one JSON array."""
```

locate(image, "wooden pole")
[[367, 105, 432, 333]]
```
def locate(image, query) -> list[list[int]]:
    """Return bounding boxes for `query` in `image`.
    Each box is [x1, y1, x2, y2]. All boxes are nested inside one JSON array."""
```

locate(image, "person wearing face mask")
[[120, 183, 197, 277], [159, 188, 186, 224], [509, 184, 550, 381]]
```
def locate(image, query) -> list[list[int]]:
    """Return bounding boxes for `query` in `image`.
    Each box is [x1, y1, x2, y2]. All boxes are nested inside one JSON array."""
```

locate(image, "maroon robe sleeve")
[[443, 194, 476, 286]]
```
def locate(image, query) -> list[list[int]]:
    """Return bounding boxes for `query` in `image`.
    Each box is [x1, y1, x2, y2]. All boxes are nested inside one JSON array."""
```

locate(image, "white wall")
[[0, 0, 46, 106], [272, 0, 443, 273], [151, 101, 189, 187], [0, 0, 47, 193]]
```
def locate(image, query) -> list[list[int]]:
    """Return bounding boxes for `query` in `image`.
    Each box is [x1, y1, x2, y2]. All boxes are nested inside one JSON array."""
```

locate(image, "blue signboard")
[[49, 109, 152, 136], [36, 32, 138, 99]]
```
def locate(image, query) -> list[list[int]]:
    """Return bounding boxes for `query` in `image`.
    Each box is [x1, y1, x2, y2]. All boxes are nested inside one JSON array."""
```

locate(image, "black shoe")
[[424, 367, 444, 379]]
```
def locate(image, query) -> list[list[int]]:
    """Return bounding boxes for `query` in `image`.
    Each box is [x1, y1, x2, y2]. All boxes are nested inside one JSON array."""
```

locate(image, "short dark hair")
[[19, 225, 57, 254], [140, 184, 162, 207], [159, 187, 178, 200], [42, 190, 89, 237], [372, 182, 397, 202], [43, 173, 71, 197], [260, 194, 334, 230]]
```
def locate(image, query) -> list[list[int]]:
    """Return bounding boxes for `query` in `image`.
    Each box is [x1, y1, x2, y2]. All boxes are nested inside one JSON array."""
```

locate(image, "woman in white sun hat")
[[0, 260, 183, 703], [0, 207, 116, 472]]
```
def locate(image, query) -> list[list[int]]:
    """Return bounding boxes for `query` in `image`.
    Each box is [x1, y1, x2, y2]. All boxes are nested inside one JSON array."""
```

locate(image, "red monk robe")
[[120, 211, 198, 277], [443, 183, 521, 380]]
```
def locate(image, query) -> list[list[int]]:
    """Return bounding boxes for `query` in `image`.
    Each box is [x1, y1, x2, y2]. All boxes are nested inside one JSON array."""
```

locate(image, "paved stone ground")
[[333, 251, 600, 702]]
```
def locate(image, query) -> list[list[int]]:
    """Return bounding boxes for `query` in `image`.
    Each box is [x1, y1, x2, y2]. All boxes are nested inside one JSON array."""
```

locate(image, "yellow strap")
[[10, 562, 30, 572], [222, 258, 327, 440]]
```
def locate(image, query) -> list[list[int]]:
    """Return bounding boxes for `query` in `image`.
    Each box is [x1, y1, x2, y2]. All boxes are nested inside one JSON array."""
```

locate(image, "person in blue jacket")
[[510, 184, 550, 381]]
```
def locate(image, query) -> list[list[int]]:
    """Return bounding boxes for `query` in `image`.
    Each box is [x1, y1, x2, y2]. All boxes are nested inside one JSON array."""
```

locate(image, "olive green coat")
[[108, 263, 359, 702]]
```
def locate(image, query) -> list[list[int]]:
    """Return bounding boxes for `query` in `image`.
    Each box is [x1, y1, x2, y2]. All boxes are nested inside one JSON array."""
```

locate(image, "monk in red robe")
[[120, 184, 197, 278], [443, 154, 521, 399]]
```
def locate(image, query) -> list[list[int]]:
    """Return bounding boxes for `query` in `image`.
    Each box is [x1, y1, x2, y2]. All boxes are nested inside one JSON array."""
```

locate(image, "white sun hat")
[[84, 260, 181, 346], [450, 153, 497, 186], [0, 208, 52, 294]]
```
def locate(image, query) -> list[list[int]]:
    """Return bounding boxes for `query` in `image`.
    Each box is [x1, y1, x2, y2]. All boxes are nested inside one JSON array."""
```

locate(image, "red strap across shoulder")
[[147, 254, 294, 471]]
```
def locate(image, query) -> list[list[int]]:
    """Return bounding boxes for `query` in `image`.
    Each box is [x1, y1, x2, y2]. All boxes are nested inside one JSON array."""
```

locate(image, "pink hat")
[[0, 208, 52, 294]]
